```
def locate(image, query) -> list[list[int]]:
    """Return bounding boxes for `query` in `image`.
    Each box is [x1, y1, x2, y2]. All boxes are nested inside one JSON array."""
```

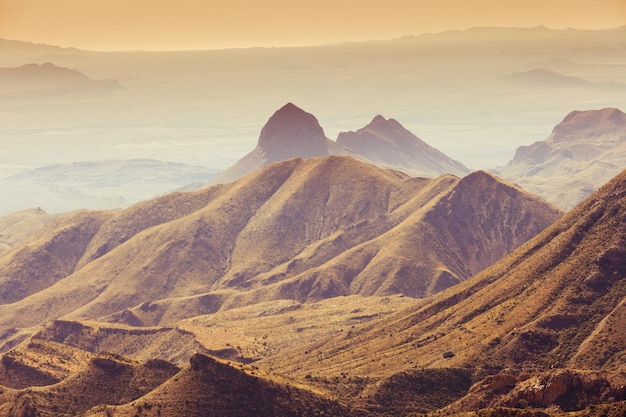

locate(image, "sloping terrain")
[[496, 107, 626, 209], [0, 352, 179, 417], [211, 103, 469, 184], [0, 156, 560, 339], [87, 353, 352, 417], [257, 167, 626, 414], [337, 114, 470, 177], [2, 134, 626, 416], [0, 208, 58, 253]]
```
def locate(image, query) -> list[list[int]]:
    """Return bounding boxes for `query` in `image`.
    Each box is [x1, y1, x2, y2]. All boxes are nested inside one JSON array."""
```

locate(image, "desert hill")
[[496, 107, 626, 209], [0, 62, 122, 96], [336, 114, 469, 177], [0, 156, 560, 338], [89, 353, 352, 417], [211, 103, 469, 184], [0, 208, 58, 253], [256, 167, 626, 413], [0, 351, 179, 417]]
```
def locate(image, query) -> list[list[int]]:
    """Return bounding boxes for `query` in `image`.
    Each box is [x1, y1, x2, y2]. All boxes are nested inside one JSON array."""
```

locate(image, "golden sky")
[[1, 0, 625, 50]]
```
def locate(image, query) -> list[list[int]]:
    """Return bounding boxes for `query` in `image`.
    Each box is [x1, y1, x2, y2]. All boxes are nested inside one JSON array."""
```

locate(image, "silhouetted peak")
[[365, 114, 404, 132], [257, 103, 326, 150], [550, 108, 626, 143]]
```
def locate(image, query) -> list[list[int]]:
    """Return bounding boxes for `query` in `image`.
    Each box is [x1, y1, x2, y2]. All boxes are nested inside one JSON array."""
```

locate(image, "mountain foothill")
[[1, 102, 626, 416]]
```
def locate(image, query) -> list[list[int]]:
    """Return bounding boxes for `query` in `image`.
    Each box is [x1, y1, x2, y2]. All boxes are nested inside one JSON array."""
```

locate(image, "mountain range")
[[0, 155, 560, 333], [0, 62, 122, 97], [0, 163, 624, 415], [497, 107, 626, 209], [210, 103, 470, 184]]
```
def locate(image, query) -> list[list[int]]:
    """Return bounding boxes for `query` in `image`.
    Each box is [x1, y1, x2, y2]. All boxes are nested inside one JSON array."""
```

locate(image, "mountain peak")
[[257, 103, 327, 154], [549, 107, 626, 143], [365, 114, 404, 132]]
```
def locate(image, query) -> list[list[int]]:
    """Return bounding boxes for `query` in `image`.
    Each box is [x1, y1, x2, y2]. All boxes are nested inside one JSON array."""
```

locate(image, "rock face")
[[496, 108, 626, 209], [211, 103, 469, 184], [336, 115, 469, 177]]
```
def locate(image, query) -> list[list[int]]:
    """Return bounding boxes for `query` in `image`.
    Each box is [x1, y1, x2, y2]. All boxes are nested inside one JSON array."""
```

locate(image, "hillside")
[[257, 167, 626, 414], [336, 114, 469, 177], [211, 103, 469, 184], [496, 108, 626, 209], [0, 208, 58, 253], [0, 156, 560, 342]]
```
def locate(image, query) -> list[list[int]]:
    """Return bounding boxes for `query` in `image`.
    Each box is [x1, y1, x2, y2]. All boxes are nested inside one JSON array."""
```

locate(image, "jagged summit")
[[211, 103, 470, 185], [336, 114, 470, 177], [549, 107, 626, 143]]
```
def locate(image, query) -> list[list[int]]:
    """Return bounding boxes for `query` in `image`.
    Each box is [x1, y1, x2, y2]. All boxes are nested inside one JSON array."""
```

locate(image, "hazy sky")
[[1, 0, 625, 50]]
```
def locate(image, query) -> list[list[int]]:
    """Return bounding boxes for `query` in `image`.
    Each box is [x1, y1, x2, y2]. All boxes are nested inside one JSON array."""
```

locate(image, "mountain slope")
[[336, 114, 469, 177], [0, 208, 58, 253], [0, 156, 560, 338], [93, 353, 352, 417], [258, 167, 626, 411], [496, 108, 626, 209]]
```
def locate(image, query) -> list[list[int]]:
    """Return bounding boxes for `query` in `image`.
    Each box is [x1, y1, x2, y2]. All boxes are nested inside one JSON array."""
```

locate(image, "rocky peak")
[[257, 103, 327, 153], [549, 108, 626, 143]]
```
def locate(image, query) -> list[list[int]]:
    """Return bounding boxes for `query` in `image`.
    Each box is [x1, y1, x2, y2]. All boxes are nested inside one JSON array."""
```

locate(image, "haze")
[[0, 1, 625, 215], [1, 0, 625, 50]]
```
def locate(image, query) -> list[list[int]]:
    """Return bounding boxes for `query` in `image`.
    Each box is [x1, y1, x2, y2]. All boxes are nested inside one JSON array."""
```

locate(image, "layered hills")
[[497, 107, 626, 209], [211, 103, 469, 184], [0, 62, 122, 97], [256, 167, 626, 414], [1, 166, 624, 415], [0, 156, 560, 339]]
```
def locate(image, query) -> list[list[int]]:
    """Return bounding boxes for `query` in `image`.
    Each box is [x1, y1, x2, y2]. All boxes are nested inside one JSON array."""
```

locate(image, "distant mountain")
[[0, 159, 220, 215], [496, 108, 626, 209], [211, 103, 469, 184], [0, 62, 122, 96], [209, 103, 358, 184], [337, 114, 469, 177], [502, 68, 624, 90]]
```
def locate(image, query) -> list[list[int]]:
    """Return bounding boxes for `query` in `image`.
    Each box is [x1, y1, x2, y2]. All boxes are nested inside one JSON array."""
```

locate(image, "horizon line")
[[2, 24, 625, 54]]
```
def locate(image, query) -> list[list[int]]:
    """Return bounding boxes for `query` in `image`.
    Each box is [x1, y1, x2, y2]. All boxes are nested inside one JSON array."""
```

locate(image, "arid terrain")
[[1, 25, 626, 417]]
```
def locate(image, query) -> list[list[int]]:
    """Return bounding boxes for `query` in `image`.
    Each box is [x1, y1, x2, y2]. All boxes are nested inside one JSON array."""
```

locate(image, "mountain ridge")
[[210, 103, 469, 184], [0, 156, 561, 340], [496, 107, 626, 209]]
